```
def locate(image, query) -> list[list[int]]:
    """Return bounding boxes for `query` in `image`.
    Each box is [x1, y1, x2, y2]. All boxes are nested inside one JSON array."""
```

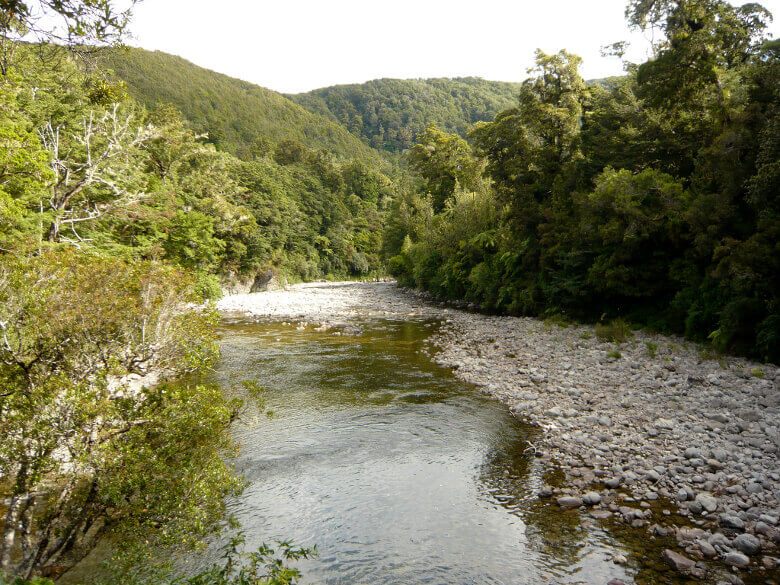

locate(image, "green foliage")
[[543, 314, 572, 329], [606, 349, 622, 359], [289, 77, 522, 153], [177, 535, 315, 585], [645, 342, 659, 358], [595, 319, 634, 343], [387, 4, 780, 362], [0, 249, 238, 577], [97, 48, 384, 165], [406, 126, 483, 212]]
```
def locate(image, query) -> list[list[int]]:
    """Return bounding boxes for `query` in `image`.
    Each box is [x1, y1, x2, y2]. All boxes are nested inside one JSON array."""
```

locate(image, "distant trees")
[[289, 77, 523, 153]]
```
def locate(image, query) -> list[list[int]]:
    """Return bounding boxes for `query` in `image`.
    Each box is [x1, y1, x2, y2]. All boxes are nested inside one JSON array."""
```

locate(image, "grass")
[[645, 341, 658, 359], [543, 313, 572, 329], [595, 318, 633, 343], [606, 349, 622, 359], [751, 367, 765, 378]]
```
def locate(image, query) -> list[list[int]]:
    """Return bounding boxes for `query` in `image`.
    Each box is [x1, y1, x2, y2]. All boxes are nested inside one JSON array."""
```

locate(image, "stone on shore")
[[557, 496, 583, 509], [662, 549, 696, 573]]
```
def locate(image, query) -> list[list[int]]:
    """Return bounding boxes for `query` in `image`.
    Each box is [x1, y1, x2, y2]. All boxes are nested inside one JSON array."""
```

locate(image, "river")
[[184, 317, 635, 585]]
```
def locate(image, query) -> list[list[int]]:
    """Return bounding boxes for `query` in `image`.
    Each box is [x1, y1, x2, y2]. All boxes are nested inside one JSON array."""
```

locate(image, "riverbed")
[[217, 281, 779, 583]]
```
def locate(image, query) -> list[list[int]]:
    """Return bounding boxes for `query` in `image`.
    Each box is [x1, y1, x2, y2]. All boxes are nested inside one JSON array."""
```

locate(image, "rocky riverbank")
[[217, 281, 779, 582]]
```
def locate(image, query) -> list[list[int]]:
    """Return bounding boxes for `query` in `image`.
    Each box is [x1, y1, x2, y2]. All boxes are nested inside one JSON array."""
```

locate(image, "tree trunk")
[[0, 494, 24, 572], [0, 462, 29, 573]]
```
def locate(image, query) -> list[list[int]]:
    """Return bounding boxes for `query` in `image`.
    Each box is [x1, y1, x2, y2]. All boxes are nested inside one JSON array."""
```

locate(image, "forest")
[[0, 0, 778, 581], [385, 2, 779, 363]]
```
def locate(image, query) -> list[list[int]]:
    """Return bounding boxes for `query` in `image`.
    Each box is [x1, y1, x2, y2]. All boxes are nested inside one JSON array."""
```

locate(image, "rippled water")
[[193, 318, 635, 585]]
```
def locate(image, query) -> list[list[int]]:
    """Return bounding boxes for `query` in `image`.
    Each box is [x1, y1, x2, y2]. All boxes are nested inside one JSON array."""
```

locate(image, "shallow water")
[[185, 318, 638, 585]]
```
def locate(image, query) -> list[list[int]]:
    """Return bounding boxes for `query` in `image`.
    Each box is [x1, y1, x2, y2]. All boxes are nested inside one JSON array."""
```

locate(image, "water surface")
[[196, 318, 632, 585]]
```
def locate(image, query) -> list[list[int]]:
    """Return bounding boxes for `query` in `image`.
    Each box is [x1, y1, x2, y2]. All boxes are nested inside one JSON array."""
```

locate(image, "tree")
[[407, 125, 481, 212], [1, 0, 137, 77], [39, 103, 157, 243], [471, 49, 585, 223], [0, 249, 241, 578]]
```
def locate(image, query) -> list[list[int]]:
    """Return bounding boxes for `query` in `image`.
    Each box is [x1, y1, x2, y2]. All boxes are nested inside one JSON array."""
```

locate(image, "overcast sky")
[[127, 0, 780, 94]]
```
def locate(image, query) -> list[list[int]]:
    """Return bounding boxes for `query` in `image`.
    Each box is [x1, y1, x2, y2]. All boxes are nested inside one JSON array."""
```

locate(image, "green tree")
[[407, 125, 481, 212], [0, 249, 241, 578]]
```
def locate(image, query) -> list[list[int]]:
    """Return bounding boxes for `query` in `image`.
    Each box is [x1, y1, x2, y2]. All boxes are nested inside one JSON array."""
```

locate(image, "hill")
[[97, 48, 385, 164], [288, 77, 523, 153]]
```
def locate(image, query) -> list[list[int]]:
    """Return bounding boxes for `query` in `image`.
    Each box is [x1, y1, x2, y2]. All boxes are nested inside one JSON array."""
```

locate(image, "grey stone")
[[698, 540, 717, 558], [685, 447, 701, 459], [731, 533, 760, 555], [695, 493, 718, 512], [605, 477, 622, 489], [720, 514, 745, 531], [557, 496, 583, 509], [583, 491, 602, 505], [723, 551, 750, 568], [662, 549, 696, 573]]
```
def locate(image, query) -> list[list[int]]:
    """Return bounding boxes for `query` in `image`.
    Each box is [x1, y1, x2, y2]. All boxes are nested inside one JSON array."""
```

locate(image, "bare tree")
[[39, 103, 157, 243]]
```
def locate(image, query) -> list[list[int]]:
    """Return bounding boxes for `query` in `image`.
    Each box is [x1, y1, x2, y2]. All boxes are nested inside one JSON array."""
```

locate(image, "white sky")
[[127, 0, 780, 94]]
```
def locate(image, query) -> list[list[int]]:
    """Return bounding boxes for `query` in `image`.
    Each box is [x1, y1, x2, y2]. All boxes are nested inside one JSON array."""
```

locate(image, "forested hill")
[[288, 77, 523, 153], [97, 48, 385, 164]]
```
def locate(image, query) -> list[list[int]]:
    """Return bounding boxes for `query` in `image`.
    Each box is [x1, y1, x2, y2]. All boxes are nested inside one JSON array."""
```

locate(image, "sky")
[[127, 0, 780, 94]]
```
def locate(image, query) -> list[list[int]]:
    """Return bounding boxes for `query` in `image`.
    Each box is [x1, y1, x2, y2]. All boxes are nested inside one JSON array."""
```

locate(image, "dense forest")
[[289, 77, 522, 153], [96, 47, 385, 165], [386, 2, 779, 363]]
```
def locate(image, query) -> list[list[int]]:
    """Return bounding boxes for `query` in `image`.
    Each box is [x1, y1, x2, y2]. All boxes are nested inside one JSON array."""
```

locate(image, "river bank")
[[217, 281, 779, 581]]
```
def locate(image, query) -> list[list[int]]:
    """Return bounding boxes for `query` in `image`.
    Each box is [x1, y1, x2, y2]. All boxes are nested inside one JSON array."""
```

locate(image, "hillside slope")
[[288, 77, 523, 152], [98, 48, 385, 164]]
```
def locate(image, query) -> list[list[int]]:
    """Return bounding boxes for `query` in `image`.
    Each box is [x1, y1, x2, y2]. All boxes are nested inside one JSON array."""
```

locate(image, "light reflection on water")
[[184, 319, 632, 585]]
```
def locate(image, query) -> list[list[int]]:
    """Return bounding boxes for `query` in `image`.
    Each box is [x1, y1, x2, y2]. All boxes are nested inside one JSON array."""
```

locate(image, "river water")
[[192, 317, 637, 585]]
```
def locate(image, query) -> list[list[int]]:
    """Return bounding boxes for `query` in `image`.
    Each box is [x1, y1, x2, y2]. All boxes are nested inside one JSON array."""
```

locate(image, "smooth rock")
[[723, 551, 750, 568], [731, 533, 760, 555], [695, 493, 718, 512], [557, 496, 583, 509], [720, 514, 745, 531], [583, 492, 602, 506], [662, 549, 696, 573]]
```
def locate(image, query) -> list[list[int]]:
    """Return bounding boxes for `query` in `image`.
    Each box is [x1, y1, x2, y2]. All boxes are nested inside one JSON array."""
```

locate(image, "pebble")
[[662, 549, 696, 573], [583, 492, 602, 506], [695, 493, 718, 512], [557, 496, 583, 509]]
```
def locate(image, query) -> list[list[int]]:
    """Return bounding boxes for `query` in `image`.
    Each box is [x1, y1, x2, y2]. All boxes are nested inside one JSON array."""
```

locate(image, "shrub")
[[0, 249, 236, 578], [595, 319, 633, 343], [645, 342, 659, 358]]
